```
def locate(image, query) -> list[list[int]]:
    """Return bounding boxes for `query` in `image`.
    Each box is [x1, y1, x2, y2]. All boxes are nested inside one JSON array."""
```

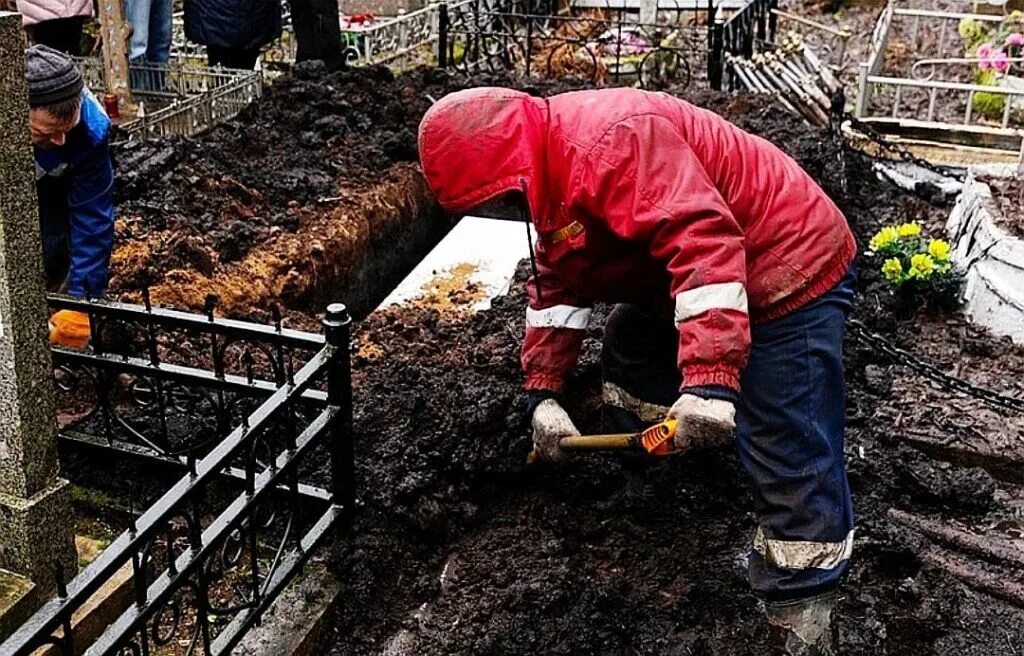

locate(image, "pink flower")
[[993, 49, 1011, 73], [977, 41, 995, 69], [1006, 32, 1024, 46]]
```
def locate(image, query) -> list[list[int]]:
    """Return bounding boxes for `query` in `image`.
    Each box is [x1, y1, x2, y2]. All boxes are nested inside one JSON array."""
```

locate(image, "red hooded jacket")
[[418, 88, 856, 394]]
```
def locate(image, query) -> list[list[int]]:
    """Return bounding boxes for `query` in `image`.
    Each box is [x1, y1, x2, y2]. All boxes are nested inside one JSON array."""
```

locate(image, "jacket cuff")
[[525, 389, 562, 419], [681, 365, 741, 391], [524, 372, 566, 394], [680, 385, 739, 404]]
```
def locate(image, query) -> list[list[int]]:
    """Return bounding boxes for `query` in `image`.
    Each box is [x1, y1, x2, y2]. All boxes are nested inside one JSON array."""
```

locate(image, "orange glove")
[[49, 311, 91, 349]]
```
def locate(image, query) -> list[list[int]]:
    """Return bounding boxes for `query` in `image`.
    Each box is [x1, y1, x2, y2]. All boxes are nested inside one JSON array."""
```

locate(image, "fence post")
[[438, 1, 449, 69], [768, 0, 778, 42], [756, 0, 766, 42], [322, 303, 354, 523], [709, 18, 724, 90], [398, 9, 409, 71]]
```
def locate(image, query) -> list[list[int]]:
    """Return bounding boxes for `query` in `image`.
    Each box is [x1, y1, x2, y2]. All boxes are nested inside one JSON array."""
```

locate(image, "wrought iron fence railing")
[[77, 59, 262, 144], [1, 296, 354, 655], [437, 0, 714, 89], [852, 1, 1024, 162], [710, 0, 776, 89]]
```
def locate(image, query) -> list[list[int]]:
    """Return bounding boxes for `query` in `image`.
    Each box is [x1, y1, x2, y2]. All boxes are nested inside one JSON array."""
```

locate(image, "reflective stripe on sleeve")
[[525, 305, 592, 330], [753, 527, 855, 571], [674, 282, 748, 324]]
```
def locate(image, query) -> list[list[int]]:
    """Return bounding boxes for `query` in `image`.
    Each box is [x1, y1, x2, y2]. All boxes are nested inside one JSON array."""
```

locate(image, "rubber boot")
[[765, 593, 838, 656]]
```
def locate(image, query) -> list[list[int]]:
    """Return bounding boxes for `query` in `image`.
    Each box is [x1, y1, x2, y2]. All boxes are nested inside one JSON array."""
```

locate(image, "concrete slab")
[[233, 564, 342, 656], [379, 216, 530, 313], [0, 568, 36, 643], [947, 166, 1024, 344]]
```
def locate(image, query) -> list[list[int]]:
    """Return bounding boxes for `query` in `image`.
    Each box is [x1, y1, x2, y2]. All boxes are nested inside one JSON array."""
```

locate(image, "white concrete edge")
[[948, 166, 1024, 343], [377, 216, 530, 314]]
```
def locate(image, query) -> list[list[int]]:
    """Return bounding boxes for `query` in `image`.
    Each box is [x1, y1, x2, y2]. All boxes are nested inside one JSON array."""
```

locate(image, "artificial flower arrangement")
[[868, 222, 962, 311]]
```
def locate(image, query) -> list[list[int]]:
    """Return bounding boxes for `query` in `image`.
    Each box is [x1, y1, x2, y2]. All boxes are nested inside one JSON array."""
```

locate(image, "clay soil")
[[980, 174, 1024, 240], [67, 65, 1024, 654]]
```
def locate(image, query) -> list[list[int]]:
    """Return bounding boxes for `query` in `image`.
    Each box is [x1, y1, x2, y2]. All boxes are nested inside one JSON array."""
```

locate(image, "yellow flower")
[[869, 226, 900, 252], [909, 253, 935, 279], [928, 239, 951, 262], [881, 257, 904, 282], [897, 222, 922, 238]]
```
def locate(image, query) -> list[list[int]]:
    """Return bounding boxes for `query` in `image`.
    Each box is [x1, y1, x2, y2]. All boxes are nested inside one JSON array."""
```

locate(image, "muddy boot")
[[765, 593, 838, 656]]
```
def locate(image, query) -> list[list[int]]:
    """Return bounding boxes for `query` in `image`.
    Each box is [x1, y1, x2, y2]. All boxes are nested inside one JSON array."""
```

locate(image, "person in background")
[[26, 45, 115, 348], [124, 0, 172, 89], [288, 0, 344, 70], [15, 0, 92, 56], [184, 0, 281, 69]]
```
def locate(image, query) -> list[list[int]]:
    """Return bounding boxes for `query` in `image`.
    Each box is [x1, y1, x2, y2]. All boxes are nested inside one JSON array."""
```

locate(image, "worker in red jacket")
[[418, 87, 857, 655]]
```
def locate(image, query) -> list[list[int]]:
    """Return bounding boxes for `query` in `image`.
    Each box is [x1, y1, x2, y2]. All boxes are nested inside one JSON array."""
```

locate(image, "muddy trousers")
[[601, 269, 856, 602]]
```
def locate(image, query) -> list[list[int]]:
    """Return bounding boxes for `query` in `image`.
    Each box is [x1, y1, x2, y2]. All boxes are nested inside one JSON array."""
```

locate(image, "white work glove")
[[531, 399, 580, 463], [667, 393, 737, 452]]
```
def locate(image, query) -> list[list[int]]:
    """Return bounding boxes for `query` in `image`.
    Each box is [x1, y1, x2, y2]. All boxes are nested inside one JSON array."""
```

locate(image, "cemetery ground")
[[46, 59, 1024, 656]]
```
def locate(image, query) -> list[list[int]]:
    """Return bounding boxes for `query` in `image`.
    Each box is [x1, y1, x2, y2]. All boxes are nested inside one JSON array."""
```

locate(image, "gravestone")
[[0, 11, 78, 595]]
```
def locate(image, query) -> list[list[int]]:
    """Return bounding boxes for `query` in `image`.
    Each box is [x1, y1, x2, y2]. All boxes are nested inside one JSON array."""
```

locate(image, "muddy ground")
[[315, 90, 1024, 654], [62, 63, 1024, 654]]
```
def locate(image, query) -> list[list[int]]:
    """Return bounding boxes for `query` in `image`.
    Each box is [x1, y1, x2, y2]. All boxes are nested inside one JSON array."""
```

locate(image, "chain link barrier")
[[848, 319, 1024, 414], [822, 106, 1024, 415], [842, 113, 966, 183]]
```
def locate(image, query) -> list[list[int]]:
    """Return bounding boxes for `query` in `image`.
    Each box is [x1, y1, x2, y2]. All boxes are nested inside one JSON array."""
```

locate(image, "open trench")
[[111, 165, 448, 321], [54, 65, 1024, 655]]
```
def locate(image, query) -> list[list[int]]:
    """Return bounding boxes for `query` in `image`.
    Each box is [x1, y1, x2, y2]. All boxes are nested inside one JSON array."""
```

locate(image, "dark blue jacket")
[[34, 91, 115, 298], [184, 0, 282, 51]]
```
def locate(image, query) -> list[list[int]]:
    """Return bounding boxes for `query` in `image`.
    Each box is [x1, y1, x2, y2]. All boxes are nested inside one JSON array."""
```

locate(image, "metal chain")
[[848, 319, 1024, 414], [842, 113, 966, 183]]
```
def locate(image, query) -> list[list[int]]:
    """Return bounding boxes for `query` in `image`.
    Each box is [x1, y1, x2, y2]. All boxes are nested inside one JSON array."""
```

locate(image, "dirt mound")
[[109, 66, 597, 314], [75, 62, 1024, 654], [308, 87, 1024, 654]]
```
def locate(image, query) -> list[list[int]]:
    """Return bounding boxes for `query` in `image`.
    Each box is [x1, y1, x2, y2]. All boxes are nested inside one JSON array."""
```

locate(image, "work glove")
[[668, 392, 736, 452], [531, 398, 580, 463], [49, 310, 91, 349]]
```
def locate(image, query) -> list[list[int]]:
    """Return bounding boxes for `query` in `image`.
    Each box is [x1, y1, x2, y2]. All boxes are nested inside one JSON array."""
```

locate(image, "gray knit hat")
[[25, 45, 84, 108]]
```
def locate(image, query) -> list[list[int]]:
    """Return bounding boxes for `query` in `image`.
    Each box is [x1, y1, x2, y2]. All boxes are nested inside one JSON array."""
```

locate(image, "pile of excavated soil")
[[65, 63, 1024, 654], [109, 66, 599, 318], [306, 85, 1024, 654], [107, 66, 766, 320]]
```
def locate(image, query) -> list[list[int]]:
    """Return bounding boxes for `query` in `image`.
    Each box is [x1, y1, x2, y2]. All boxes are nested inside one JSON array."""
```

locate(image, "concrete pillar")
[[0, 11, 77, 594]]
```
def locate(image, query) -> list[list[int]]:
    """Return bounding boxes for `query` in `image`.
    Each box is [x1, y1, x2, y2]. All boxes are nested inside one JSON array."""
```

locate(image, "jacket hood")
[[418, 87, 549, 218]]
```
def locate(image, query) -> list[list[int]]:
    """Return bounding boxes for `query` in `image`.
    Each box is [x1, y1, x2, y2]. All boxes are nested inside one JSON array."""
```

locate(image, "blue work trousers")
[[601, 269, 857, 601]]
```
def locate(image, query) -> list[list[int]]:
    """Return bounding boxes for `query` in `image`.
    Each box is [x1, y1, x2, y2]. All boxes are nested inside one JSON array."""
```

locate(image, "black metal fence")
[[436, 0, 776, 91], [1, 295, 354, 655], [709, 0, 777, 90], [438, 0, 714, 90]]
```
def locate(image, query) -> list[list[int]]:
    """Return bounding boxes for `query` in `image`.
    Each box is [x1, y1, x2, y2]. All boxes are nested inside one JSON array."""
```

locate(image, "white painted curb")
[[378, 216, 530, 313], [947, 165, 1024, 344]]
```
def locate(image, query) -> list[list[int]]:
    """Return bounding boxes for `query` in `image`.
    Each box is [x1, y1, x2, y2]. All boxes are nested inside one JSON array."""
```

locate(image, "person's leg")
[[206, 45, 228, 67], [124, 0, 153, 90], [29, 17, 85, 55], [287, 0, 317, 62], [124, 0, 152, 62], [146, 0, 173, 64], [734, 268, 856, 653], [600, 304, 679, 432], [37, 178, 72, 291], [207, 46, 260, 69]]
